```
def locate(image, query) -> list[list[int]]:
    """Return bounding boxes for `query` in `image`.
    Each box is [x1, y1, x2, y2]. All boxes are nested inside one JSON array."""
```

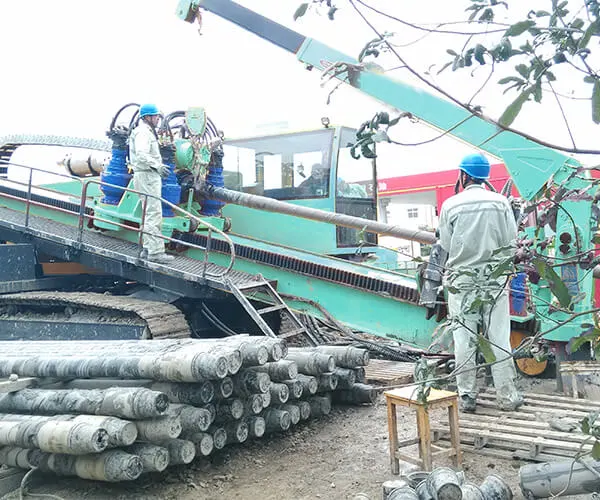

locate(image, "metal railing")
[[0, 160, 236, 279]]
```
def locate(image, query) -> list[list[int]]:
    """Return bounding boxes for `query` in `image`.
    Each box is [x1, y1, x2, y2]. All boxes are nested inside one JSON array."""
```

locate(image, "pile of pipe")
[[382, 467, 513, 500], [0, 337, 374, 483]]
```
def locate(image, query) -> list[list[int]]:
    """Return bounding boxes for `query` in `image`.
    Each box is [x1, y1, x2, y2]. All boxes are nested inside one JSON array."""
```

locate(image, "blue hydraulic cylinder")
[[100, 144, 131, 205], [160, 145, 181, 217], [509, 272, 527, 316], [200, 147, 225, 216]]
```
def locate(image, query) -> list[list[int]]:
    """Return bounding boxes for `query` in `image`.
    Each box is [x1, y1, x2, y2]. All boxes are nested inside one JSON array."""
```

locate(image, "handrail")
[[0, 160, 236, 279]]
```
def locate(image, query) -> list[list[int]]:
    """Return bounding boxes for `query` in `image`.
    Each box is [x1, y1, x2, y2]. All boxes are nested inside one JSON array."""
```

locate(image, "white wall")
[[379, 194, 438, 262]]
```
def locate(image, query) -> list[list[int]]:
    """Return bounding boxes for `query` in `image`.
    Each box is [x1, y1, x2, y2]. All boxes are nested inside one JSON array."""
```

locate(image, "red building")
[[377, 163, 515, 215], [378, 164, 600, 307]]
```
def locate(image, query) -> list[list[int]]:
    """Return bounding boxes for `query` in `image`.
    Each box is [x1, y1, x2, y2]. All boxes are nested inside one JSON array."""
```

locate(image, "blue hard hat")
[[459, 153, 490, 180], [139, 103, 159, 118]]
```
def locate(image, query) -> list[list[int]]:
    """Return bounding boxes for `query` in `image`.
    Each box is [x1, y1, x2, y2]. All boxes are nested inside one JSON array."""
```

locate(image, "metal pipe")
[[123, 443, 169, 473], [203, 186, 437, 244], [0, 387, 169, 420], [520, 459, 600, 498]]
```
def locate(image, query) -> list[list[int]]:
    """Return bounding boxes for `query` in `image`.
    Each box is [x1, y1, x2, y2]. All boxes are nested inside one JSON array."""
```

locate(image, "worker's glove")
[[158, 164, 171, 179]]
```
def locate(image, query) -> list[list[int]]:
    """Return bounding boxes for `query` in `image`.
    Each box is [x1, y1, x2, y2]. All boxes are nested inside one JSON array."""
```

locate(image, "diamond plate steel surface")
[[0, 206, 261, 290]]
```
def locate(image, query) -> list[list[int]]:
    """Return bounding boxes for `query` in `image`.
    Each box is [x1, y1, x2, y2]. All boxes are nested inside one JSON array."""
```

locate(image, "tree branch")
[[347, 0, 600, 155]]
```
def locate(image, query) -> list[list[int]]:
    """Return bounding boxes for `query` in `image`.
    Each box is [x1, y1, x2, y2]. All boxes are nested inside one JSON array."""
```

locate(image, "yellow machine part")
[[510, 329, 548, 376]]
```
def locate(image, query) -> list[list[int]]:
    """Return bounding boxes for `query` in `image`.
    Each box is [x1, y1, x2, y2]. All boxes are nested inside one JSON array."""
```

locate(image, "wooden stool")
[[384, 386, 462, 473]]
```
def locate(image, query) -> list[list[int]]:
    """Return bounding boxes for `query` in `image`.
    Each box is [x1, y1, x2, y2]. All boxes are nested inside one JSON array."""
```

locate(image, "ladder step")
[[257, 304, 286, 315], [236, 282, 268, 292]]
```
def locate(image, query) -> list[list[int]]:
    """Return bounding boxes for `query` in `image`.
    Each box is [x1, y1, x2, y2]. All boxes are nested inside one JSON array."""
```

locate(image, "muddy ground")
[[9, 376, 591, 500]]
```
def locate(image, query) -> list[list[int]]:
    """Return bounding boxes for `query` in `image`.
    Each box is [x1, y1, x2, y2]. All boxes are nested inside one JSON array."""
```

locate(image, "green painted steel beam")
[[296, 39, 574, 200]]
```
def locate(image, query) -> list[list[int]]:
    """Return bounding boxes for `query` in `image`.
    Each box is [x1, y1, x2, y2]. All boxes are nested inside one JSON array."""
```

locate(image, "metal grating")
[[0, 206, 262, 290], [0, 184, 420, 304], [179, 232, 420, 304]]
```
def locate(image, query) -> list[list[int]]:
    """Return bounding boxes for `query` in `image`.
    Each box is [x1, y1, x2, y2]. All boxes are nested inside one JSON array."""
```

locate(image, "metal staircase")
[[225, 277, 317, 345]]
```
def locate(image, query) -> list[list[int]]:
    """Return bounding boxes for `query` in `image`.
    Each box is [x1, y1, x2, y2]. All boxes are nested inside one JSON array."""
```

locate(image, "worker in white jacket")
[[438, 153, 522, 412], [128, 104, 174, 264]]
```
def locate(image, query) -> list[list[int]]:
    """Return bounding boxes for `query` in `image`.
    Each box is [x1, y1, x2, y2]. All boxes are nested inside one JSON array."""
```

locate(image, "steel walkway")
[[0, 205, 265, 296], [0, 205, 315, 342]]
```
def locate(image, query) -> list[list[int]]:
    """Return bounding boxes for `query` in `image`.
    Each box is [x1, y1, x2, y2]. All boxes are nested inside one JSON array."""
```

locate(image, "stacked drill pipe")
[[286, 345, 377, 406], [0, 337, 375, 485]]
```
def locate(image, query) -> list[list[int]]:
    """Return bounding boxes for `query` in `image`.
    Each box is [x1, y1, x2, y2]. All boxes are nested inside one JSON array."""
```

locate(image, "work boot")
[[497, 392, 524, 411], [459, 395, 476, 413], [148, 253, 175, 264]]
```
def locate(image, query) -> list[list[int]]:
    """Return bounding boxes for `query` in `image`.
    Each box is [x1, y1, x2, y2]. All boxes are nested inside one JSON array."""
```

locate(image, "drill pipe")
[[183, 431, 215, 457], [0, 413, 136, 448], [32, 449, 143, 482], [165, 403, 213, 433], [123, 443, 169, 472], [285, 350, 335, 376], [245, 416, 266, 438], [202, 186, 437, 244], [0, 420, 107, 455], [161, 438, 196, 465], [0, 387, 169, 420], [250, 360, 298, 381], [297, 401, 311, 421]]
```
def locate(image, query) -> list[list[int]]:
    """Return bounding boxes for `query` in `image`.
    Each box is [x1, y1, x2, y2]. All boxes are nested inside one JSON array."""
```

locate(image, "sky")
[[0, 0, 598, 179]]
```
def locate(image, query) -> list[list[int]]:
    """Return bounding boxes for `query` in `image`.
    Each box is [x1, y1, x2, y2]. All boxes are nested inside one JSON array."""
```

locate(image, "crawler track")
[[0, 291, 191, 339]]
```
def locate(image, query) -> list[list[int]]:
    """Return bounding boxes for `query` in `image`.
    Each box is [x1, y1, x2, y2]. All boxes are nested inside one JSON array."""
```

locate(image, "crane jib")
[[196, 0, 306, 54]]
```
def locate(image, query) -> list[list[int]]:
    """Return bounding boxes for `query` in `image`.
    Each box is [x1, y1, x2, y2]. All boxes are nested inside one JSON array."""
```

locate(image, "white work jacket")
[[128, 120, 162, 173], [438, 184, 517, 276]]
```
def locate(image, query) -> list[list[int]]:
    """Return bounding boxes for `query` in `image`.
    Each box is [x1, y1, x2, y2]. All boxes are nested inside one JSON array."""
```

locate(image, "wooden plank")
[[475, 398, 589, 418], [439, 433, 585, 460], [449, 428, 591, 453], [365, 360, 415, 385], [456, 419, 590, 445], [434, 430, 592, 461], [477, 392, 600, 413], [460, 414, 553, 430], [0, 377, 37, 393], [441, 440, 563, 463]]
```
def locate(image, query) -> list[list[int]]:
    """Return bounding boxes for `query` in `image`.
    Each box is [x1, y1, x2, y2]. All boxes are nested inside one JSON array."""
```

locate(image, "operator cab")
[[221, 126, 380, 258]]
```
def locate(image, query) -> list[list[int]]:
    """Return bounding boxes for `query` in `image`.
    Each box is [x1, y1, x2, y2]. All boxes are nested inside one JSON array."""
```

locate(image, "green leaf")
[[447, 49, 458, 56], [505, 20, 536, 37], [571, 18, 585, 31], [489, 257, 514, 280], [478, 337, 497, 363], [544, 264, 572, 308], [579, 20, 597, 50], [583, 416, 591, 435], [515, 64, 529, 78], [584, 75, 597, 84], [568, 329, 598, 354], [447, 286, 460, 294], [479, 8, 494, 22], [466, 297, 483, 314], [593, 80, 600, 124], [533, 81, 543, 103], [293, 3, 309, 21], [474, 44, 486, 65], [536, 10, 551, 17], [498, 76, 524, 85], [498, 88, 531, 127], [592, 441, 600, 460]]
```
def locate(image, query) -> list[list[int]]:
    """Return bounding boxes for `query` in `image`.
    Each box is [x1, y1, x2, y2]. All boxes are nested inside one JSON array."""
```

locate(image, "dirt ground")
[[11, 375, 592, 500]]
